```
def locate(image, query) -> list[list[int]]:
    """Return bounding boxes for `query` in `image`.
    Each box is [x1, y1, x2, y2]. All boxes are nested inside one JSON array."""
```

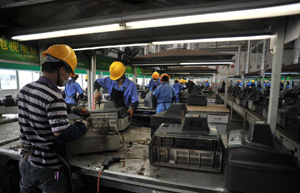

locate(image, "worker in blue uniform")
[[280, 80, 284, 91], [65, 74, 83, 105], [172, 79, 183, 103], [286, 81, 290, 89], [257, 81, 262, 89], [94, 61, 139, 118], [205, 80, 210, 87], [147, 72, 160, 91], [264, 80, 270, 89], [153, 73, 176, 113], [235, 80, 242, 87]]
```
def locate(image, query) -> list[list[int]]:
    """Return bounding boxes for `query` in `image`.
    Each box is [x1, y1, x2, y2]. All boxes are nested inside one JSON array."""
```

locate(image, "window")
[[19, 70, 33, 89], [0, 70, 17, 90]]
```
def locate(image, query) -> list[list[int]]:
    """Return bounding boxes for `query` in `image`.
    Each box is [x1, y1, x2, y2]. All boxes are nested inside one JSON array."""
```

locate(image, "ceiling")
[[0, 0, 299, 51]]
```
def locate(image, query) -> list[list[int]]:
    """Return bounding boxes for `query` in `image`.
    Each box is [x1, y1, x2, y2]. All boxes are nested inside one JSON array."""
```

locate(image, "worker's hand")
[[94, 89, 101, 101], [82, 116, 92, 128], [127, 107, 134, 119], [71, 107, 90, 116]]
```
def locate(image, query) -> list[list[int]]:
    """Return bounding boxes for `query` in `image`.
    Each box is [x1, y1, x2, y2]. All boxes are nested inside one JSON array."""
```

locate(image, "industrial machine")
[[149, 116, 224, 172], [179, 91, 189, 103], [247, 89, 263, 111], [68, 108, 122, 154], [227, 122, 300, 193], [187, 94, 207, 106], [150, 103, 187, 136]]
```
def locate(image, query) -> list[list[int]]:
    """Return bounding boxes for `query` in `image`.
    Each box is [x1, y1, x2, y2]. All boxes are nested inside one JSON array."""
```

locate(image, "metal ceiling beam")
[[9, 0, 298, 35], [0, 0, 55, 8]]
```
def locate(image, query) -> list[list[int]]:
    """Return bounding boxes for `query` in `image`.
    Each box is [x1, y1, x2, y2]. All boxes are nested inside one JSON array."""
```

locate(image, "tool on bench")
[[97, 156, 139, 193]]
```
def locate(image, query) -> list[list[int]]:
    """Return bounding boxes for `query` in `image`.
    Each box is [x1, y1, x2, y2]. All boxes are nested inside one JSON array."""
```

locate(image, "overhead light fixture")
[[11, 3, 300, 41], [73, 43, 149, 51], [12, 24, 124, 41], [180, 62, 234, 65], [132, 63, 179, 67], [126, 3, 300, 29], [153, 35, 273, 45]]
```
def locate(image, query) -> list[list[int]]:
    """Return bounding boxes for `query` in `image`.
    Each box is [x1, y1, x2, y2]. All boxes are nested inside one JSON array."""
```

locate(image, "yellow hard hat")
[[206, 80, 208, 82], [184, 80, 187, 83], [42, 44, 77, 77], [85, 75, 88, 81], [251, 80, 255, 83], [281, 80, 284, 83], [152, 72, 159, 79], [265, 80, 269, 83], [109, 61, 126, 80], [161, 73, 170, 81], [180, 79, 184, 83], [237, 80, 241, 83]]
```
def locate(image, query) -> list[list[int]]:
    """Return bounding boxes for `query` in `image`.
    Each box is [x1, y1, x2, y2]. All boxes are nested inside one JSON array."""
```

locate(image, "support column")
[[133, 67, 137, 84], [245, 40, 251, 74], [224, 65, 229, 107], [88, 52, 96, 111], [261, 39, 267, 93], [215, 73, 218, 94], [142, 76, 145, 91], [293, 37, 300, 64], [236, 45, 241, 76], [268, 19, 286, 132]]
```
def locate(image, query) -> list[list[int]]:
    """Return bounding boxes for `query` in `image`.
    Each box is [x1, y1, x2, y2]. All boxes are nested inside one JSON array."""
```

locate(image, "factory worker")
[[257, 81, 262, 89], [250, 80, 256, 87], [172, 79, 183, 103], [235, 80, 242, 87], [205, 80, 210, 87], [65, 74, 83, 105], [153, 73, 176, 113], [286, 81, 290, 89], [280, 80, 284, 91], [147, 72, 161, 91], [264, 80, 270, 89], [187, 79, 195, 94], [18, 44, 90, 193], [94, 61, 139, 118]]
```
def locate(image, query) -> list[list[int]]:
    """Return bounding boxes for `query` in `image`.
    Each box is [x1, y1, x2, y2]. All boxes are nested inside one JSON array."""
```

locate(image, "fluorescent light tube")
[[12, 24, 123, 41], [12, 2, 300, 41], [126, 3, 300, 29], [180, 62, 234, 65], [74, 43, 149, 51], [154, 35, 273, 45]]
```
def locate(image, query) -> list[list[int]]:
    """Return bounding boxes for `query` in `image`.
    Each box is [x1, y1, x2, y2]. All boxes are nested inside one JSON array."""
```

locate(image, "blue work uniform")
[[172, 83, 183, 103], [65, 79, 83, 104], [94, 77, 139, 110], [153, 82, 176, 113], [147, 78, 161, 91], [205, 82, 210, 87]]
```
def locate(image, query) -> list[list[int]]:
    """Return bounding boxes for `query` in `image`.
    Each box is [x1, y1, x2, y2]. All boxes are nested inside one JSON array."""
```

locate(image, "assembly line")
[[0, 1, 300, 193]]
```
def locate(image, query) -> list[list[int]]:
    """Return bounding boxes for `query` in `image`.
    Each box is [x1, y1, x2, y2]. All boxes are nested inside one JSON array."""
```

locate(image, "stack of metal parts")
[[68, 113, 121, 154], [191, 85, 202, 95], [150, 103, 187, 136], [232, 87, 242, 98], [149, 116, 225, 172], [187, 94, 207, 106], [226, 122, 300, 193]]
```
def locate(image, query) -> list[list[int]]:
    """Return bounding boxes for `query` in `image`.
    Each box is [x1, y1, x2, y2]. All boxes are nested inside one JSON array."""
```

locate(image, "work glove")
[[94, 89, 101, 101], [82, 116, 92, 128], [71, 107, 90, 117], [127, 107, 134, 119]]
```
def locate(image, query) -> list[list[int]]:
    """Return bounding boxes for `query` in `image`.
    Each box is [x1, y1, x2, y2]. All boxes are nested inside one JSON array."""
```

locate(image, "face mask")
[[116, 76, 125, 83], [60, 68, 69, 86]]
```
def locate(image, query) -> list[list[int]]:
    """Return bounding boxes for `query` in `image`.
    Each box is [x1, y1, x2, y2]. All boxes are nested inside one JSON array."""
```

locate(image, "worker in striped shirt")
[[18, 44, 90, 193]]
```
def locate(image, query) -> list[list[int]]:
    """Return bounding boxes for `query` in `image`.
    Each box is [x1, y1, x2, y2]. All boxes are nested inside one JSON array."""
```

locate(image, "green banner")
[[0, 36, 39, 64], [76, 51, 90, 69]]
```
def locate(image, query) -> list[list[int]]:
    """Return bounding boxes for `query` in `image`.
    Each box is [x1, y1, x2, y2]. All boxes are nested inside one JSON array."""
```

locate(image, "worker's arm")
[[53, 121, 89, 144], [127, 83, 139, 118], [47, 98, 90, 144]]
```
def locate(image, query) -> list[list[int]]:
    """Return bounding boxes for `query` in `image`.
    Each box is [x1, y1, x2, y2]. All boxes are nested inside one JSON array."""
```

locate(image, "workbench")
[[217, 93, 300, 162], [187, 104, 230, 114], [0, 121, 231, 193]]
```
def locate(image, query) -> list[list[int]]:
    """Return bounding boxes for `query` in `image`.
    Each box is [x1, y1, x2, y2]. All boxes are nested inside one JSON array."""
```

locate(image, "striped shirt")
[[18, 76, 70, 168]]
